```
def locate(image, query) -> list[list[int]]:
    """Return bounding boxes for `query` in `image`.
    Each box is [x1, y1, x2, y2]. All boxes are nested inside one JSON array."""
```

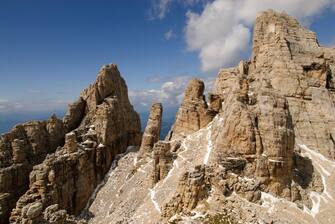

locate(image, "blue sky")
[[0, 0, 335, 114]]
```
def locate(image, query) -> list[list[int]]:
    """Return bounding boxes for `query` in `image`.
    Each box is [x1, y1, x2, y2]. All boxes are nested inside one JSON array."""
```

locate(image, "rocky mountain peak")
[[139, 103, 163, 156], [0, 64, 141, 224], [253, 10, 320, 56], [184, 78, 205, 100], [80, 63, 130, 112], [166, 78, 215, 141], [87, 10, 335, 224], [1, 9, 335, 224]]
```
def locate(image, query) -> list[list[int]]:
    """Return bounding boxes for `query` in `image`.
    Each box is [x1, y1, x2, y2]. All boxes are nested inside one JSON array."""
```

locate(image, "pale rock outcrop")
[[64, 132, 77, 153], [167, 79, 215, 140], [250, 10, 335, 159], [139, 103, 163, 155], [152, 141, 174, 185]]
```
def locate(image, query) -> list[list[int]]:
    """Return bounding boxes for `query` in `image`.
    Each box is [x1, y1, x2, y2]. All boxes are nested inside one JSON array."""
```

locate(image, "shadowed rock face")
[[139, 103, 163, 155], [0, 64, 141, 224], [167, 79, 216, 141]]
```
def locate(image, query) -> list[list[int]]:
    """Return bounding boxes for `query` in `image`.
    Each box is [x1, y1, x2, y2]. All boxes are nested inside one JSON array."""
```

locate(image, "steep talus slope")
[[0, 64, 141, 223], [87, 10, 335, 224]]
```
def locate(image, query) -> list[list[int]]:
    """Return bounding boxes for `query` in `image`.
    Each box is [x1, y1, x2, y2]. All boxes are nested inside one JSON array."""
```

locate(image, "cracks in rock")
[[284, 37, 293, 60], [326, 65, 333, 90], [329, 134, 335, 160]]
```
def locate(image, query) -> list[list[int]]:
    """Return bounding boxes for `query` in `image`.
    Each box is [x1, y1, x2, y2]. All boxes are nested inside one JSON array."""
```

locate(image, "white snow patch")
[[309, 191, 321, 217], [98, 143, 104, 148], [299, 144, 335, 166], [137, 168, 146, 174], [203, 128, 213, 165], [238, 176, 254, 182], [261, 192, 280, 213], [268, 158, 284, 163], [173, 159, 179, 168], [299, 144, 335, 201], [163, 166, 175, 184], [190, 211, 206, 219], [149, 188, 161, 213], [133, 156, 138, 166]]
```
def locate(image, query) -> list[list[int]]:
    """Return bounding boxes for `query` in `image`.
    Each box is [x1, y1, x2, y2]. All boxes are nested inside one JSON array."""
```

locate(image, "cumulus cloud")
[[165, 28, 177, 40], [185, 0, 335, 72], [129, 75, 215, 111]]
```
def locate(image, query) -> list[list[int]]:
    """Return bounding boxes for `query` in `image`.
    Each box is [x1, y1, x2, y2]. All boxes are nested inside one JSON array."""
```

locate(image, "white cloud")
[[164, 28, 177, 40], [129, 75, 215, 111], [185, 0, 335, 72], [149, 0, 211, 19], [149, 0, 173, 19]]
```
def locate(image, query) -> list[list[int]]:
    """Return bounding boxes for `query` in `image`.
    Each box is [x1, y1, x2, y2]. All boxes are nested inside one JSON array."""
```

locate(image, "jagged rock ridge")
[[1, 9, 335, 224], [0, 64, 141, 223], [87, 10, 335, 224]]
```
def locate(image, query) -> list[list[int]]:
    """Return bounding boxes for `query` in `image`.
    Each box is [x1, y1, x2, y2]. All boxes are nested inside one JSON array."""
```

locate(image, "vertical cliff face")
[[0, 64, 141, 224], [250, 10, 335, 159]]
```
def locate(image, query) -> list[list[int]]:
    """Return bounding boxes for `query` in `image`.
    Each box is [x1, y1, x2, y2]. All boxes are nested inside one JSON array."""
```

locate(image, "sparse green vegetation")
[[203, 214, 234, 224]]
